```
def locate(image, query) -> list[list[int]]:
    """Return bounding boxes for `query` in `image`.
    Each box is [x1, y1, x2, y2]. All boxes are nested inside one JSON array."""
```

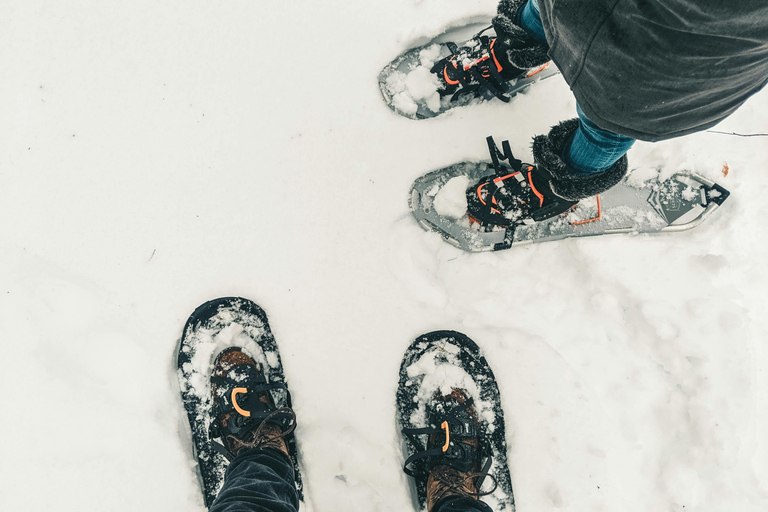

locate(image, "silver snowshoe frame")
[[409, 162, 730, 252]]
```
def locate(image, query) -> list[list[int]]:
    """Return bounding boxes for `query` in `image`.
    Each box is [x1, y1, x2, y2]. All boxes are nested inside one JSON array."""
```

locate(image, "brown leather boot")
[[422, 389, 488, 512], [210, 347, 295, 459]]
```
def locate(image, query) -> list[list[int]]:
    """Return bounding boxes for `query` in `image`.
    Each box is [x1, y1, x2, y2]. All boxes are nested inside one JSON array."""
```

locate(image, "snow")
[[181, 310, 275, 403], [433, 176, 470, 219], [1, 1, 767, 512], [402, 66, 442, 113]]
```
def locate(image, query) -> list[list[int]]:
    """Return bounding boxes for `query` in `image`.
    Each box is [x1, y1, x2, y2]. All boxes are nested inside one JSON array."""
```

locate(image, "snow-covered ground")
[[2, 1, 767, 511]]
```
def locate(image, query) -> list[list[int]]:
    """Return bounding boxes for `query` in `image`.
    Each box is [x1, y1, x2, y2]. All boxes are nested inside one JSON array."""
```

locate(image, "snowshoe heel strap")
[[486, 136, 523, 176]]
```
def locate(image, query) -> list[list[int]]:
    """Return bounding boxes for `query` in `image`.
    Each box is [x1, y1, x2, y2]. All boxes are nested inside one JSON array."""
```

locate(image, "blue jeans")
[[210, 448, 299, 512], [516, 0, 635, 174], [211, 448, 493, 512]]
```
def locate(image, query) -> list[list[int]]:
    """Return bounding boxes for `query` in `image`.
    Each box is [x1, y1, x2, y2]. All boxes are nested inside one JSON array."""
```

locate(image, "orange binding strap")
[[231, 388, 251, 417], [527, 170, 544, 207], [477, 183, 489, 205], [464, 55, 490, 71], [490, 39, 503, 72], [570, 195, 602, 225], [444, 65, 460, 85], [441, 421, 450, 452], [493, 172, 519, 184], [525, 62, 550, 78], [479, 173, 521, 215]]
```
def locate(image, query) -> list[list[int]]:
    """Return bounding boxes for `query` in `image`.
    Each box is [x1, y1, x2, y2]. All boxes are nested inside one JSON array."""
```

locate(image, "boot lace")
[[431, 463, 499, 502], [215, 406, 297, 461]]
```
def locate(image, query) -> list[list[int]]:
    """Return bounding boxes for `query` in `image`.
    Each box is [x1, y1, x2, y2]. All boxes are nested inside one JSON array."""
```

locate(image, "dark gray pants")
[[210, 448, 493, 512], [210, 449, 299, 512]]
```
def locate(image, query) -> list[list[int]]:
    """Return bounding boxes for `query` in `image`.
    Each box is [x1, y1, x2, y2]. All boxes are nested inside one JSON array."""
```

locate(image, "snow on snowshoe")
[[408, 137, 730, 252], [175, 297, 304, 508], [397, 330, 514, 512], [379, 24, 558, 120]]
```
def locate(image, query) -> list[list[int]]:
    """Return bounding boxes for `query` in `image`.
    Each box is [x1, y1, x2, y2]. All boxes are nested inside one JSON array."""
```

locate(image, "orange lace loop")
[[231, 388, 251, 417]]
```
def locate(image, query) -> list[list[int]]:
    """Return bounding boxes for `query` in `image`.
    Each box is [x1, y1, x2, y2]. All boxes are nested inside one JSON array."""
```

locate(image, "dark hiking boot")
[[466, 118, 629, 228], [426, 390, 485, 512], [466, 137, 578, 228], [209, 347, 296, 460], [434, 0, 551, 104], [532, 118, 629, 201], [431, 24, 550, 105], [404, 389, 498, 512]]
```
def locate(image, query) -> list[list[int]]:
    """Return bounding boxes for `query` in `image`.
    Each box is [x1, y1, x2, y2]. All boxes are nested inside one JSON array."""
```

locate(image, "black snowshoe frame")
[[396, 331, 514, 512], [176, 297, 304, 508]]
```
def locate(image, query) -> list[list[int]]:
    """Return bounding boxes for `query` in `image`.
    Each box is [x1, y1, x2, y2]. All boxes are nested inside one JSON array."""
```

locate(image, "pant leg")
[[516, 0, 547, 45], [514, 1, 636, 174], [210, 448, 299, 512], [563, 104, 636, 174], [435, 497, 495, 512]]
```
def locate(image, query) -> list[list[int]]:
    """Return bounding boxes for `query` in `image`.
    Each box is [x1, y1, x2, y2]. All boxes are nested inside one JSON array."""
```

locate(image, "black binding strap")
[[470, 67, 510, 103], [401, 399, 482, 476], [439, 26, 513, 104], [486, 136, 523, 176], [211, 440, 236, 462]]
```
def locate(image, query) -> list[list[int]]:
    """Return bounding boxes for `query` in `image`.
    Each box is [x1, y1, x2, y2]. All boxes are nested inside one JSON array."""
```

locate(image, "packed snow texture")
[[405, 341, 492, 430], [433, 176, 470, 219], [180, 309, 276, 404], [383, 44, 445, 115], [2, 1, 768, 512]]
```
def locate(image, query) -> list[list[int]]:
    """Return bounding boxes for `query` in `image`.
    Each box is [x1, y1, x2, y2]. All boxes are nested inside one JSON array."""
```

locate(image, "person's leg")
[[515, 0, 547, 45], [210, 448, 299, 512], [436, 497, 495, 512], [563, 104, 636, 174], [207, 347, 299, 512], [511, 1, 636, 175]]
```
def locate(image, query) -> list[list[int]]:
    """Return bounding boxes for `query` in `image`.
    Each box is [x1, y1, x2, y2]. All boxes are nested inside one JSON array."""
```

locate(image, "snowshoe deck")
[[379, 23, 559, 120], [175, 297, 304, 508], [409, 162, 730, 252], [397, 331, 514, 512]]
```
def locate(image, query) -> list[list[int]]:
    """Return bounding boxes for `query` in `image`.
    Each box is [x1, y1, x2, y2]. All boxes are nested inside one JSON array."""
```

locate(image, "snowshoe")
[[408, 137, 730, 252], [175, 297, 304, 508], [397, 330, 515, 512], [379, 24, 557, 120]]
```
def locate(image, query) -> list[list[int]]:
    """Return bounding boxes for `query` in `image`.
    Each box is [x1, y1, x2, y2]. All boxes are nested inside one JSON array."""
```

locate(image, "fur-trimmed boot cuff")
[[532, 119, 629, 201], [492, 0, 550, 70]]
